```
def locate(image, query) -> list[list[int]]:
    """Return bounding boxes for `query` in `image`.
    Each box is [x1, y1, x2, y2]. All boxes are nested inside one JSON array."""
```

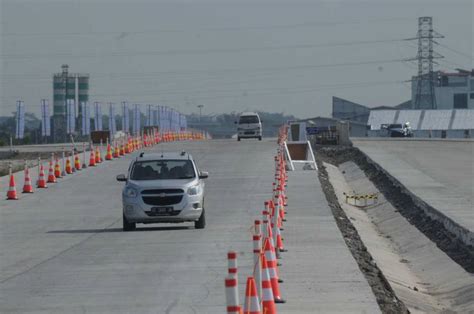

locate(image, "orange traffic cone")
[[47, 160, 57, 183], [89, 148, 96, 167], [95, 146, 101, 163], [22, 164, 34, 193], [243, 277, 261, 314], [6, 167, 18, 200], [54, 159, 62, 178], [74, 153, 81, 170], [124, 140, 130, 154], [65, 157, 73, 174], [119, 141, 125, 156], [260, 254, 277, 314], [105, 141, 113, 160], [113, 142, 120, 158], [264, 239, 285, 303], [37, 164, 47, 188]]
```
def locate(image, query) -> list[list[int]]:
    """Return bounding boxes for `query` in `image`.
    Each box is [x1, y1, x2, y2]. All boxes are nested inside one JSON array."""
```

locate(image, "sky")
[[0, 0, 472, 118]]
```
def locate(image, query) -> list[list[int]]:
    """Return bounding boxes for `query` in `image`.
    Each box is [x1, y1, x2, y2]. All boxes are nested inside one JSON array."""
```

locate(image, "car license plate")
[[151, 207, 173, 215]]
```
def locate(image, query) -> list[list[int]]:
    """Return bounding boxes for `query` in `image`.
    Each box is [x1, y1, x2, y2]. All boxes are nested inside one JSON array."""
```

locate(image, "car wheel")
[[258, 136, 262, 141], [237, 137, 241, 141], [195, 209, 206, 229], [123, 214, 136, 231]]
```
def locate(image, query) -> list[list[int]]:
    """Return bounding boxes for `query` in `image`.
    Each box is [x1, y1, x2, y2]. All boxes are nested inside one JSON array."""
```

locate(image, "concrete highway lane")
[[0, 139, 277, 313]]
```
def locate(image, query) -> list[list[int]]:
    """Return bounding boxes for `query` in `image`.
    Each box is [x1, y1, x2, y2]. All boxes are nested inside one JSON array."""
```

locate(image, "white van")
[[236, 112, 262, 141]]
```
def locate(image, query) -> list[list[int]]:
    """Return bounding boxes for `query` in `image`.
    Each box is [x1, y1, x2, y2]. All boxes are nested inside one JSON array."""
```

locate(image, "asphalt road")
[[0, 139, 379, 313]]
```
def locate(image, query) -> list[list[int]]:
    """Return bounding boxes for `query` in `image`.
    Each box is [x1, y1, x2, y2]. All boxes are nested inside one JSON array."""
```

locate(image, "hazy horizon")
[[1, 0, 472, 119]]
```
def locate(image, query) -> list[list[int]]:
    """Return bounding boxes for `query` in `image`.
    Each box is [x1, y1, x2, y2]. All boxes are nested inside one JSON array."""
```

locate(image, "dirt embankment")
[[316, 146, 474, 274], [316, 155, 409, 314]]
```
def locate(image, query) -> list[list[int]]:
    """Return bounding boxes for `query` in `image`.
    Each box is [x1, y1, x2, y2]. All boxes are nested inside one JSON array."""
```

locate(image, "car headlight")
[[124, 187, 138, 198], [187, 184, 201, 195]]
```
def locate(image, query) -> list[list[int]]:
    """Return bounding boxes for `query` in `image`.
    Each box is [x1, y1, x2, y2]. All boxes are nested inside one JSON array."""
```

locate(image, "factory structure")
[[52, 64, 89, 142], [329, 69, 474, 139]]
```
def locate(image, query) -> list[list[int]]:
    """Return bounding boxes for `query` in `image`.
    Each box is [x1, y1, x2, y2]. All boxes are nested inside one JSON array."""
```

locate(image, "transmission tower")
[[407, 17, 444, 109]]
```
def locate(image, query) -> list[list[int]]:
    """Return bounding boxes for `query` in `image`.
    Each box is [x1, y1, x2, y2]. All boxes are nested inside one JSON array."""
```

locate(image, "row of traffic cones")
[[224, 129, 289, 314], [6, 130, 208, 200]]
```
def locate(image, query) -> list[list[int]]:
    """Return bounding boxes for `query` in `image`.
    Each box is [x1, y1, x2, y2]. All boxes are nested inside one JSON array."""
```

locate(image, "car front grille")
[[142, 195, 183, 206], [141, 189, 184, 195]]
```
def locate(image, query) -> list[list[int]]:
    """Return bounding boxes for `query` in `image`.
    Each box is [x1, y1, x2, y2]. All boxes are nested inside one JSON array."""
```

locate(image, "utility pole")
[[406, 17, 444, 109], [197, 104, 204, 123]]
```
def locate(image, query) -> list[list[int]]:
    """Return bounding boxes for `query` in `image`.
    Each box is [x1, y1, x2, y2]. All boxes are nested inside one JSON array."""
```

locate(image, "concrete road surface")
[[353, 138, 474, 245], [1, 139, 379, 313]]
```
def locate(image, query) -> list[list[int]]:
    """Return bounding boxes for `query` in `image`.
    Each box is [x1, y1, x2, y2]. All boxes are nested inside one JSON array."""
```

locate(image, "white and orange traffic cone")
[[6, 165, 18, 200], [105, 139, 113, 160], [95, 145, 101, 164], [65, 156, 73, 174], [22, 162, 34, 193], [89, 146, 96, 167], [225, 276, 241, 314], [253, 234, 262, 300], [243, 277, 261, 314], [113, 141, 120, 158], [228, 251, 238, 279], [54, 158, 62, 178], [264, 238, 285, 303], [74, 152, 81, 170], [261, 254, 277, 314], [47, 159, 57, 183], [37, 162, 47, 188]]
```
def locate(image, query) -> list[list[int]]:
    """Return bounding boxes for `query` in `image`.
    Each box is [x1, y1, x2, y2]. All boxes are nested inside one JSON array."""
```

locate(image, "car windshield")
[[130, 160, 195, 180], [239, 116, 259, 124]]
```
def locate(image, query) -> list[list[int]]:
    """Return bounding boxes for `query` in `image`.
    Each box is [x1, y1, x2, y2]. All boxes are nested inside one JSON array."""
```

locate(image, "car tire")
[[123, 214, 136, 231], [237, 137, 241, 141], [195, 209, 206, 229], [258, 136, 262, 141]]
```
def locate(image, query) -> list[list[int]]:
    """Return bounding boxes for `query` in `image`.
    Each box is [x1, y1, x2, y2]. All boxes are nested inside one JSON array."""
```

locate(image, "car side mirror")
[[199, 171, 209, 179], [116, 174, 127, 182]]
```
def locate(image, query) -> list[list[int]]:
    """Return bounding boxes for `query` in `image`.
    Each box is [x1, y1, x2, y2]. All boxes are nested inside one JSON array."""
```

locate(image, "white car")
[[236, 112, 263, 141], [116, 152, 208, 231]]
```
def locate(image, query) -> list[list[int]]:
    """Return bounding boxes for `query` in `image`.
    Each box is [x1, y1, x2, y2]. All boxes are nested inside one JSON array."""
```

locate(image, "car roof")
[[135, 152, 193, 162]]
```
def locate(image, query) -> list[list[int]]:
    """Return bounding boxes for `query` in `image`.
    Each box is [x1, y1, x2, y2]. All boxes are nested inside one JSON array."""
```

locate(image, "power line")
[[1, 17, 416, 37], [88, 80, 404, 99], [437, 43, 473, 60], [0, 58, 406, 82], [0, 38, 406, 60]]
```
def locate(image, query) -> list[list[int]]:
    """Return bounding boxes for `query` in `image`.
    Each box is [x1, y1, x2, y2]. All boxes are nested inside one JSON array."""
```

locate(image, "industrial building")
[[332, 97, 410, 124], [411, 69, 474, 110], [367, 109, 473, 138], [52, 65, 89, 142], [53, 64, 89, 115]]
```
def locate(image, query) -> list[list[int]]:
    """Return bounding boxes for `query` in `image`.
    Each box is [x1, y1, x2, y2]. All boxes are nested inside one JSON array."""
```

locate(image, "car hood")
[[127, 178, 197, 190]]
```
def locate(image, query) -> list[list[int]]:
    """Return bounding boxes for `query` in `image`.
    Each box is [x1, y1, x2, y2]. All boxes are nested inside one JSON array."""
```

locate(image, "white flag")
[[133, 104, 140, 135], [109, 103, 116, 138], [66, 99, 76, 134], [40, 99, 51, 136], [15, 100, 25, 139], [94, 102, 102, 131], [122, 102, 129, 133], [81, 102, 91, 136]]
